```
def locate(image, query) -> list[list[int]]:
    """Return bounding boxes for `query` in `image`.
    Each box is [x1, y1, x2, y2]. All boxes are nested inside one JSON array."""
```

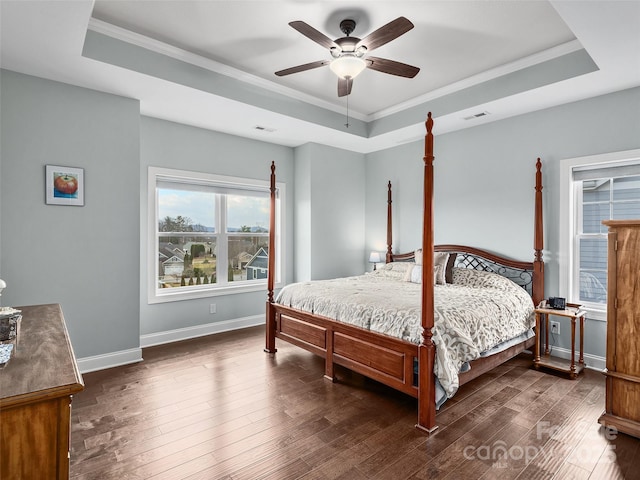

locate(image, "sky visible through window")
[[227, 194, 269, 231], [158, 189, 269, 231]]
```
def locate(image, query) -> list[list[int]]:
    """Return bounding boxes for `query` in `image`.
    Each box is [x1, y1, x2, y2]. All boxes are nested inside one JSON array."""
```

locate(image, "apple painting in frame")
[[46, 165, 84, 206]]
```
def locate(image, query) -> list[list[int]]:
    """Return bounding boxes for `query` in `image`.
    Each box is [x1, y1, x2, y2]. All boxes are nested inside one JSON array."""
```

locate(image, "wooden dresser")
[[0, 304, 84, 479], [598, 220, 640, 438]]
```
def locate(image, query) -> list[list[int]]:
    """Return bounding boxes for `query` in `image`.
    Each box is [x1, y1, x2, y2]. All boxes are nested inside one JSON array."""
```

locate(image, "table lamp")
[[369, 251, 381, 271]]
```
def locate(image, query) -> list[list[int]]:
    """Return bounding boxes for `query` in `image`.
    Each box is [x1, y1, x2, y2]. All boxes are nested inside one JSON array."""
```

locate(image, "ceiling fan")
[[275, 17, 420, 97]]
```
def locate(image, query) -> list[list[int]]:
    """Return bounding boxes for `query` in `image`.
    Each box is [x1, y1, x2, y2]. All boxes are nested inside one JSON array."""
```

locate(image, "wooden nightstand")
[[533, 302, 586, 379]]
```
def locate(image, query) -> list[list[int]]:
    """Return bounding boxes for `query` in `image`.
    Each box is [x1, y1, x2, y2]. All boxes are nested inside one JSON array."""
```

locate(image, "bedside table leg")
[[579, 315, 584, 365], [544, 313, 550, 355], [534, 312, 541, 365], [570, 316, 577, 378]]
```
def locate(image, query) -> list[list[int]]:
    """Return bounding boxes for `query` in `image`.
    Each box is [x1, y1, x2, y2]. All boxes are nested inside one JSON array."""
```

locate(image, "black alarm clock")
[[548, 297, 566, 310]]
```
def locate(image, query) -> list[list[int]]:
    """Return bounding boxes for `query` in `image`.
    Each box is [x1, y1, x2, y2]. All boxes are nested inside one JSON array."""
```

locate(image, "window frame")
[[147, 166, 285, 304], [559, 149, 640, 321]]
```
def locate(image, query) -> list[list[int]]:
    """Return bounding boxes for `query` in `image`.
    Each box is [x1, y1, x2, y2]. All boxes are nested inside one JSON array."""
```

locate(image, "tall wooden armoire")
[[598, 220, 640, 438]]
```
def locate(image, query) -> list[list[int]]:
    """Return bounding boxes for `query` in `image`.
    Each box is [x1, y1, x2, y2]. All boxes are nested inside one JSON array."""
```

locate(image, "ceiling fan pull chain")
[[345, 91, 350, 128]]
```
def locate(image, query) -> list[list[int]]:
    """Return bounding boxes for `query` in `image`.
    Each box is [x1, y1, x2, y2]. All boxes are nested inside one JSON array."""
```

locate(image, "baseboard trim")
[[140, 315, 265, 348], [77, 316, 265, 373], [544, 345, 606, 372], [77, 348, 143, 374]]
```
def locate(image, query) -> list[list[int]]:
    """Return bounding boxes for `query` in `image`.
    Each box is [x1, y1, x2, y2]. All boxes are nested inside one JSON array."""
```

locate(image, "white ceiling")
[[1, 1, 639, 153]]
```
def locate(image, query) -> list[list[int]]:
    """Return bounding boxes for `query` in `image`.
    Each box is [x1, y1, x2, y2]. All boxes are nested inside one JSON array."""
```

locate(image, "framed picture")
[[45, 165, 84, 206]]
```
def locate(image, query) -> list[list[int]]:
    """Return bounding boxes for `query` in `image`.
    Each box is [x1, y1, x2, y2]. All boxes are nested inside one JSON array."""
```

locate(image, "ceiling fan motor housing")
[[333, 37, 363, 57], [339, 19, 357, 36]]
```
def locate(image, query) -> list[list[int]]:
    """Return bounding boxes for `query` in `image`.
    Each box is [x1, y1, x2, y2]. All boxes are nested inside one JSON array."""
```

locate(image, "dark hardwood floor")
[[70, 326, 640, 479]]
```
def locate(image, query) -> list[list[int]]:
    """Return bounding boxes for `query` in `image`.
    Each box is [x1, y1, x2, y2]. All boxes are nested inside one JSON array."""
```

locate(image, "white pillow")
[[408, 250, 450, 284], [406, 264, 446, 285], [415, 248, 423, 265], [381, 261, 414, 274], [376, 261, 414, 281], [434, 252, 449, 285]]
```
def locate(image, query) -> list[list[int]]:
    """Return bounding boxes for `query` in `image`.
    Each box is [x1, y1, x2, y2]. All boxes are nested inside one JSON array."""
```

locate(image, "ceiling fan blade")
[[289, 21, 338, 50], [275, 60, 329, 76], [366, 56, 420, 78], [337, 77, 353, 97], [357, 17, 414, 52]]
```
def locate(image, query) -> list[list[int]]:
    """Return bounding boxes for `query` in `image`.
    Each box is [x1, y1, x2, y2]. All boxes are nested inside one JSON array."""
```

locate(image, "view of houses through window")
[[575, 173, 640, 306], [155, 176, 271, 295]]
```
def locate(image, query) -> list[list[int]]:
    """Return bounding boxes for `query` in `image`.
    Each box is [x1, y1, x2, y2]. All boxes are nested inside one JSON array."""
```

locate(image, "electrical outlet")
[[550, 321, 560, 335], [209, 303, 217, 314]]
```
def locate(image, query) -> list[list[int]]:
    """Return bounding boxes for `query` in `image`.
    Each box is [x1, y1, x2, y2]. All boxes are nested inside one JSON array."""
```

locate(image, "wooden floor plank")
[[68, 326, 640, 480]]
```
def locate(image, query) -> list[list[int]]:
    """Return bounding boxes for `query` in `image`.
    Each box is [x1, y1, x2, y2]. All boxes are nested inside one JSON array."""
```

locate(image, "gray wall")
[[293, 144, 312, 281], [365, 86, 640, 359], [294, 143, 366, 281], [139, 117, 295, 336], [0, 70, 141, 358]]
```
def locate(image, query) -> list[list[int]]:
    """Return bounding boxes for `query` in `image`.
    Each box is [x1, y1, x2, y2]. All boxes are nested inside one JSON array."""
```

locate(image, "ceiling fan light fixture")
[[330, 55, 367, 79]]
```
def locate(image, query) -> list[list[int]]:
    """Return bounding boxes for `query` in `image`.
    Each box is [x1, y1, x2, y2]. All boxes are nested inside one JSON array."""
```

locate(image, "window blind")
[[156, 177, 272, 198], [573, 160, 640, 181]]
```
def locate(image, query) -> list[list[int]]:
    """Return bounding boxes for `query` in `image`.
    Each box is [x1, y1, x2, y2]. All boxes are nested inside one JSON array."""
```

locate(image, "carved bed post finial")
[[425, 112, 434, 158], [533, 158, 544, 306], [387, 181, 393, 263]]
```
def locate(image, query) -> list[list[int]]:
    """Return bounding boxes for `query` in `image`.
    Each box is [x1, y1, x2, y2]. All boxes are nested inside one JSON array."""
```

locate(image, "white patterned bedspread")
[[275, 264, 534, 399]]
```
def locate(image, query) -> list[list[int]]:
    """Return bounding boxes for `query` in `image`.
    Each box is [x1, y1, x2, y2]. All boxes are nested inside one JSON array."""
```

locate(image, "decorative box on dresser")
[[0, 304, 84, 479], [598, 220, 640, 438]]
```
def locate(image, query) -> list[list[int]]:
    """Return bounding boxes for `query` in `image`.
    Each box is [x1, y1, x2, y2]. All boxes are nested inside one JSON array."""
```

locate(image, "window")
[[560, 150, 640, 320], [148, 167, 284, 303]]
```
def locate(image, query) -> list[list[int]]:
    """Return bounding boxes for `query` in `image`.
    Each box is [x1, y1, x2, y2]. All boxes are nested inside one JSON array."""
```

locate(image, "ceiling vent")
[[254, 125, 276, 133], [463, 111, 491, 120]]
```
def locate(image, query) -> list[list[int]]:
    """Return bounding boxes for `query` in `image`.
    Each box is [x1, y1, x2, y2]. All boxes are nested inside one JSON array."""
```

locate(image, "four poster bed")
[[264, 112, 545, 432]]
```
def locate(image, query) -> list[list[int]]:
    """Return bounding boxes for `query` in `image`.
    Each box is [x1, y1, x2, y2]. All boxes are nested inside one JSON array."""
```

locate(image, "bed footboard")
[[271, 303, 419, 397]]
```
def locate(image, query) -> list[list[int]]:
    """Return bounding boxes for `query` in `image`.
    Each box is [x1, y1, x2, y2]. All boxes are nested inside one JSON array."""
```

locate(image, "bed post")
[[265, 161, 277, 354], [386, 181, 393, 263], [533, 158, 544, 307], [417, 112, 438, 433]]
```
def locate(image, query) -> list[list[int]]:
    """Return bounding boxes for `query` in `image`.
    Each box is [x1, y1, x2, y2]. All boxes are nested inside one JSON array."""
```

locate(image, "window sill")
[[148, 281, 281, 304], [582, 306, 607, 322]]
